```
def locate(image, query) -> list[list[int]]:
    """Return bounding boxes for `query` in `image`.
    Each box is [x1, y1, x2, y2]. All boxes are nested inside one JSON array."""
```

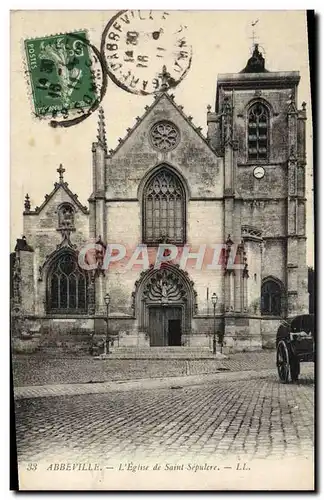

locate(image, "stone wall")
[[261, 318, 281, 349], [22, 187, 90, 316], [106, 94, 223, 200]]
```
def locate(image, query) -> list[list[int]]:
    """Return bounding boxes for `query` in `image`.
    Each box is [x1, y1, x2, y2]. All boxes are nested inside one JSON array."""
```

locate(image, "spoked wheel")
[[290, 358, 300, 382], [277, 340, 290, 383]]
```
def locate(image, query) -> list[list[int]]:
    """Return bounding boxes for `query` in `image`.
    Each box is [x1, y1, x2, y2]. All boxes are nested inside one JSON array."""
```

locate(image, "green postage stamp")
[[24, 31, 99, 119]]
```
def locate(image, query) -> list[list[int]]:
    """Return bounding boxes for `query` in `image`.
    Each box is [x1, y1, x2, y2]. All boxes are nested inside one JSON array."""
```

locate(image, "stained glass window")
[[143, 168, 185, 244], [47, 253, 88, 314]]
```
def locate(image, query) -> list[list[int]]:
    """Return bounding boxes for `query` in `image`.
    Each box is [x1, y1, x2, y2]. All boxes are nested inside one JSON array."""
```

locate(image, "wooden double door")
[[148, 306, 182, 346]]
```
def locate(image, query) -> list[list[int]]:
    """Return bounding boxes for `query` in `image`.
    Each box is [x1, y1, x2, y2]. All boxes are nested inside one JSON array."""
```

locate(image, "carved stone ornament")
[[58, 203, 75, 230], [221, 97, 233, 147], [12, 254, 22, 308], [150, 121, 180, 151], [241, 225, 262, 239], [143, 268, 187, 304], [131, 264, 198, 314]]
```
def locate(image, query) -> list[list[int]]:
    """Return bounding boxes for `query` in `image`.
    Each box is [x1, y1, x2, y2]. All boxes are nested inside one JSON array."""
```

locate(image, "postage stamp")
[[24, 31, 103, 123]]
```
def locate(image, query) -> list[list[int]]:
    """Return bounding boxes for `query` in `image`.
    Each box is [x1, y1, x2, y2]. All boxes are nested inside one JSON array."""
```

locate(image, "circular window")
[[150, 121, 180, 151]]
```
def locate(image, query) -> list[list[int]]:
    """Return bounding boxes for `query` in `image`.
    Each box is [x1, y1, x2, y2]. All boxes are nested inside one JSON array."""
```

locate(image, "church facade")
[[11, 46, 309, 353]]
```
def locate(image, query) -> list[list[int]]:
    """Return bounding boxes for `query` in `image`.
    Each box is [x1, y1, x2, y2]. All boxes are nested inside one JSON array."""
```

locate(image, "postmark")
[[101, 10, 192, 95], [24, 31, 107, 127]]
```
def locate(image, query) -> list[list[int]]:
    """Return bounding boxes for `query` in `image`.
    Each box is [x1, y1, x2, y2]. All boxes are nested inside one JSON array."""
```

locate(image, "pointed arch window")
[[261, 278, 282, 316], [248, 102, 269, 161], [47, 252, 88, 314], [143, 168, 185, 245]]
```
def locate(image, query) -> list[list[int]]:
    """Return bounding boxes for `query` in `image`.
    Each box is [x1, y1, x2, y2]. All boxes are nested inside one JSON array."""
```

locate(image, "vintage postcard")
[[10, 10, 315, 491]]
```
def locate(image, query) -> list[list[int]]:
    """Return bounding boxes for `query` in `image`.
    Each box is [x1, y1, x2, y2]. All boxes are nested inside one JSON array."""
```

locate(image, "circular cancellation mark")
[[100, 10, 192, 96]]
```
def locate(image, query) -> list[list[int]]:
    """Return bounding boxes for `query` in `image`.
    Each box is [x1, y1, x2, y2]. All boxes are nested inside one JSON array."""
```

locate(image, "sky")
[[10, 10, 314, 265]]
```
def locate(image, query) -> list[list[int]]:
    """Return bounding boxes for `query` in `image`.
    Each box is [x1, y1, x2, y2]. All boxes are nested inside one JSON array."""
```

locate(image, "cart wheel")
[[277, 340, 290, 383], [290, 358, 300, 382]]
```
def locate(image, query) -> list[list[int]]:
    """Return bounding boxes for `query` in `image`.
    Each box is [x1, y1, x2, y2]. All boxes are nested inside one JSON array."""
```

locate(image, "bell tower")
[[213, 44, 308, 349]]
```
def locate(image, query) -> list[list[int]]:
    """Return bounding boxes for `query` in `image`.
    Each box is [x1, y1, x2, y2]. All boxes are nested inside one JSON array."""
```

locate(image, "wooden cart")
[[276, 314, 314, 383]]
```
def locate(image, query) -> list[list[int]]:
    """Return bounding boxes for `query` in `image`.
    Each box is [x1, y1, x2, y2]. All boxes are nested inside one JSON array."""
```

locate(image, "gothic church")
[[11, 46, 309, 353]]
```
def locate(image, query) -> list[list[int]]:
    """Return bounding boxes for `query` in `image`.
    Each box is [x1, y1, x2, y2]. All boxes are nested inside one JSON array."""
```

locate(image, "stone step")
[[111, 346, 211, 352], [101, 347, 225, 360]]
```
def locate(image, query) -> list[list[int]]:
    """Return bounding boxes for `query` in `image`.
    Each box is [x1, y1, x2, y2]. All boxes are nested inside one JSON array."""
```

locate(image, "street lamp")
[[211, 292, 218, 355], [104, 292, 110, 355]]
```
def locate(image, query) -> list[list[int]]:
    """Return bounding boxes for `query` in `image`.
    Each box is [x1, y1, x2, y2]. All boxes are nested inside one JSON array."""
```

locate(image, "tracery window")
[[58, 203, 75, 229], [150, 121, 180, 151], [47, 252, 88, 314], [248, 103, 269, 161], [261, 279, 282, 316], [143, 168, 185, 245]]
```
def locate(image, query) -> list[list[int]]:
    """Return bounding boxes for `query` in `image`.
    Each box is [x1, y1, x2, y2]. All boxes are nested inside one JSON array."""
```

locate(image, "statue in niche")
[[58, 204, 74, 229], [161, 280, 168, 299]]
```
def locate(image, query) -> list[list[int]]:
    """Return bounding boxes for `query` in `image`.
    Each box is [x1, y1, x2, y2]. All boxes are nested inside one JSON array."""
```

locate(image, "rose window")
[[150, 121, 180, 151]]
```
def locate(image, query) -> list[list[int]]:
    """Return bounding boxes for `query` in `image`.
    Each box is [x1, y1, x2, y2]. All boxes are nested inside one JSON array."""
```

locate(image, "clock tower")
[[208, 44, 308, 348]]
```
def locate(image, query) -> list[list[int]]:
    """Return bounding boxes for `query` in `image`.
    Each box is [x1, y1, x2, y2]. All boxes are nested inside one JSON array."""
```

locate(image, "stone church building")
[[11, 46, 309, 352]]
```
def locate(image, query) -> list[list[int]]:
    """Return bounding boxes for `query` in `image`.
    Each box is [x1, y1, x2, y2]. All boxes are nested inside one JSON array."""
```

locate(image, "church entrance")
[[133, 265, 198, 348], [149, 306, 182, 346]]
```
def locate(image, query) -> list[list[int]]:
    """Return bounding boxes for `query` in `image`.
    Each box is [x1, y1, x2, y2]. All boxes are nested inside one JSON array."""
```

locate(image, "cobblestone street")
[[14, 365, 314, 465], [13, 350, 282, 386]]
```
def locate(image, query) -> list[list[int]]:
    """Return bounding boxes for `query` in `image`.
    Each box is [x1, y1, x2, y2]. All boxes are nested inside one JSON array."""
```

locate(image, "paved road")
[[13, 351, 279, 387], [14, 366, 314, 464]]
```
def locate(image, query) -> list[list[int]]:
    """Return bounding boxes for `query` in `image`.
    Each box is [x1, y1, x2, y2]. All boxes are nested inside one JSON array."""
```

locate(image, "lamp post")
[[104, 292, 110, 355], [211, 293, 218, 355]]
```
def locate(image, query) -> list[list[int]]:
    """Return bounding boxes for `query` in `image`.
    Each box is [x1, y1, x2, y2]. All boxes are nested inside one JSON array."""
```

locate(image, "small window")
[[261, 279, 282, 316], [58, 203, 75, 229], [248, 103, 269, 161]]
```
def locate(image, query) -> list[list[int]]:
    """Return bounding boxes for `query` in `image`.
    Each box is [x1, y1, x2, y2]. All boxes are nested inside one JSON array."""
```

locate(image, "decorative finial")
[[207, 104, 211, 112], [160, 65, 169, 91], [157, 65, 175, 92], [241, 43, 268, 74], [96, 235, 107, 249], [24, 194, 31, 211], [302, 101, 307, 111], [57, 164, 65, 183], [97, 107, 107, 151], [226, 234, 234, 246]]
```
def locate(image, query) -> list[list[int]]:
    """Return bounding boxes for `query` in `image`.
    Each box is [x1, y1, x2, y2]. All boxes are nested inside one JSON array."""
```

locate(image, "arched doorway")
[[133, 265, 197, 346]]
